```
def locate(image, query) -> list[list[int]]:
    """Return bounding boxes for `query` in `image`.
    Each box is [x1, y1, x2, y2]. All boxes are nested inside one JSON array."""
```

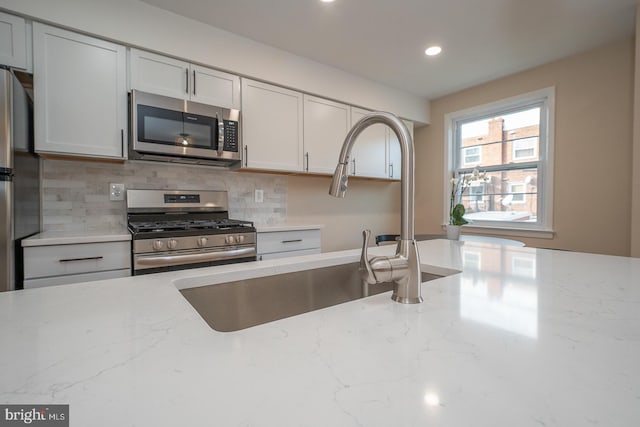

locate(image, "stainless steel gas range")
[[126, 189, 256, 275]]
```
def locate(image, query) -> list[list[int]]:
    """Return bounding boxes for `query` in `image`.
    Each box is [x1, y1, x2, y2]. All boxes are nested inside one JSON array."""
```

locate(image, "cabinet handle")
[[59, 256, 104, 263], [351, 158, 356, 175], [389, 163, 393, 178], [185, 68, 189, 94], [281, 239, 303, 244], [244, 145, 248, 167], [305, 152, 309, 172], [193, 70, 196, 95], [121, 129, 124, 157]]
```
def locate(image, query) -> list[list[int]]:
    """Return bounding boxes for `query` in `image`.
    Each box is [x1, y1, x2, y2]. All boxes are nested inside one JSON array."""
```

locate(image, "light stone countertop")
[[255, 224, 323, 233], [21, 229, 132, 246], [1, 239, 639, 426]]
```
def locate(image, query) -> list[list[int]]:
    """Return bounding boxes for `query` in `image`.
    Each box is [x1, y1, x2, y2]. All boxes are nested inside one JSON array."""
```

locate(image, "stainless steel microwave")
[[129, 90, 241, 168]]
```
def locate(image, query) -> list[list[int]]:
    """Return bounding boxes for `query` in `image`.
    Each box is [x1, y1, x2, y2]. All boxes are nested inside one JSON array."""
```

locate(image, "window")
[[512, 137, 537, 160], [445, 88, 555, 235], [463, 146, 481, 165], [508, 182, 526, 204], [469, 183, 485, 202]]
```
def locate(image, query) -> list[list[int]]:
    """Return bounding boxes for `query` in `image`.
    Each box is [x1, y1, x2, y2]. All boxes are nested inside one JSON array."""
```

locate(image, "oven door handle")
[[135, 247, 256, 268]]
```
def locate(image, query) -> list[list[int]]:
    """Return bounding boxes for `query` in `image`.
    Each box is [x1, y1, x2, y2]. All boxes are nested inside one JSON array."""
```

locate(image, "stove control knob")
[[152, 240, 164, 251], [167, 239, 178, 250], [197, 237, 208, 247], [226, 235, 236, 244], [237, 235, 245, 243]]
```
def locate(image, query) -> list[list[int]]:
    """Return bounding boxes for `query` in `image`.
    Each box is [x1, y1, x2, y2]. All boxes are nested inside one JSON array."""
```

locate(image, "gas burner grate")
[[128, 218, 254, 234]]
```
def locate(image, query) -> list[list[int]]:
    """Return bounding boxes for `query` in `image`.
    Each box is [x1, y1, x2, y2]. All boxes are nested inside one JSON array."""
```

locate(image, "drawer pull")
[[59, 256, 104, 263], [281, 239, 303, 244]]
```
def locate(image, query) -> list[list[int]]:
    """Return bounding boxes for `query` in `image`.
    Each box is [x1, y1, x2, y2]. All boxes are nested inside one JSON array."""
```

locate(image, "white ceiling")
[[140, 0, 637, 99]]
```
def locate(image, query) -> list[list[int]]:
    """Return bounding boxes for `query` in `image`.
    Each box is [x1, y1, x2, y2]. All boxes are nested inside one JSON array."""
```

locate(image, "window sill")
[[441, 224, 555, 239]]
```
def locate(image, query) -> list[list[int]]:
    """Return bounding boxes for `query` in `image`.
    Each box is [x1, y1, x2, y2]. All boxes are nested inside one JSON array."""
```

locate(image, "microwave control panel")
[[222, 120, 239, 152]]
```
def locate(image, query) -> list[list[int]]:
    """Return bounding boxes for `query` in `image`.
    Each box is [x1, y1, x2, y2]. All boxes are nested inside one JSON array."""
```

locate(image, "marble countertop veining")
[[1, 240, 639, 426]]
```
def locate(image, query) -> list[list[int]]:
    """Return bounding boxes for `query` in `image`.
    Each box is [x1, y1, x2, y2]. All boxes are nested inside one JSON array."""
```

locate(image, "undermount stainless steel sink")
[[180, 262, 442, 332]]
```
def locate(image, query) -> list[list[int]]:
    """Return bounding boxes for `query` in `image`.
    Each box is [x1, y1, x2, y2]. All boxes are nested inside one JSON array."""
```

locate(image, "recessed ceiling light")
[[321, 0, 336, 2], [425, 46, 442, 56]]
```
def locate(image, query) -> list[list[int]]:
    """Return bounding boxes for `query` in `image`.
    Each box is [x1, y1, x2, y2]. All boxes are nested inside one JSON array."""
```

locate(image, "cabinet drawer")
[[23, 269, 131, 289], [257, 229, 321, 255], [24, 241, 130, 279]]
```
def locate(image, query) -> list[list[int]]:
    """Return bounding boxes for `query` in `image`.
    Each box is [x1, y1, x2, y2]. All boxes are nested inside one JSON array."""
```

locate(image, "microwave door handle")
[[217, 119, 224, 156]]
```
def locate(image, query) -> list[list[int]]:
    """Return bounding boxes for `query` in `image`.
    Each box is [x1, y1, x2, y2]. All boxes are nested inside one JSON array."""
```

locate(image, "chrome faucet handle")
[[360, 230, 377, 285]]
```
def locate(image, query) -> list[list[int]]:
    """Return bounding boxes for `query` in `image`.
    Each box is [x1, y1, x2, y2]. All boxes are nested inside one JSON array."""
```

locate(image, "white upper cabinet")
[[129, 49, 240, 109], [349, 107, 388, 179], [33, 23, 127, 159], [191, 64, 240, 108], [241, 79, 304, 172], [387, 119, 414, 180], [0, 12, 27, 69], [303, 95, 350, 174], [129, 49, 188, 99]]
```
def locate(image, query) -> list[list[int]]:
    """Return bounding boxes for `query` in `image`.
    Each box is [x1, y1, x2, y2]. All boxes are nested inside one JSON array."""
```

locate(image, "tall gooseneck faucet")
[[329, 112, 423, 304]]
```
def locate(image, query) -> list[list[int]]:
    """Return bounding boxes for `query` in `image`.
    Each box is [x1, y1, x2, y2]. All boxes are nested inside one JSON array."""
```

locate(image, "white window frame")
[[444, 87, 555, 238], [512, 137, 537, 161]]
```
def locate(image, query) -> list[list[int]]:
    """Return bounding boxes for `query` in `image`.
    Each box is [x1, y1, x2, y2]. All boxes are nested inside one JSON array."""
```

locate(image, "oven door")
[[132, 245, 257, 275], [137, 104, 217, 149]]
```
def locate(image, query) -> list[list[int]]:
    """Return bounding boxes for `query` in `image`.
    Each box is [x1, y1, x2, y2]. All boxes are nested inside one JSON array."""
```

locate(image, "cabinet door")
[[0, 12, 26, 69], [33, 23, 127, 159], [129, 48, 189, 99], [303, 95, 350, 174], [349, 107, 387, 178], [241, 79, 303, 172], [191, 64, 241, 109], [387, 119, 413, 180]]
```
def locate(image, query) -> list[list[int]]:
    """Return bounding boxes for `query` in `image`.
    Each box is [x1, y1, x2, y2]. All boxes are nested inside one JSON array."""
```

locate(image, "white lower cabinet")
[[257, 228, 321, 260], [23, 241, 131, 289]]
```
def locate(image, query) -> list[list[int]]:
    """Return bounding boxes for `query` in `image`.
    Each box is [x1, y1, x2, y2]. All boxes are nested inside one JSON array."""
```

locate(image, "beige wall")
[[632, 7, 640, 257], [415, 37, 635, 256], [287, 175, 401, 252]]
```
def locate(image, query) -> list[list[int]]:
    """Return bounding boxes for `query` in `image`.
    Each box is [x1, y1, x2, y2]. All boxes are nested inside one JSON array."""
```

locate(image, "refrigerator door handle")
[[1, 179, 14, 291], [1, 69, 12, 170]]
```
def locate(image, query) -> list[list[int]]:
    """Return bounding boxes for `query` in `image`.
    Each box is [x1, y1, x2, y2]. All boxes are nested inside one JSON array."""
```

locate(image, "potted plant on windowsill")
[[447, 203, 467, 240], [448, 168, 488, 240]]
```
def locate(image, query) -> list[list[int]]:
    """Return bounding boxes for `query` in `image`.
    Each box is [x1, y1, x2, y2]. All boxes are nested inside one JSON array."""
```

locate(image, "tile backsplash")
[[41, 159, 288, 232]]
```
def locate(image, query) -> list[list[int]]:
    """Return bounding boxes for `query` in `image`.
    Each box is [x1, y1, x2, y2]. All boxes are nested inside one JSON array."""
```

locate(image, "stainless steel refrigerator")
[[1, 66, 40, 292]]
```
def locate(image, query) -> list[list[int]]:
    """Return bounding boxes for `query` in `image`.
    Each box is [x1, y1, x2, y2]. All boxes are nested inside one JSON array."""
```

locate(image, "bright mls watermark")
[[0, 405, 68, 426]]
